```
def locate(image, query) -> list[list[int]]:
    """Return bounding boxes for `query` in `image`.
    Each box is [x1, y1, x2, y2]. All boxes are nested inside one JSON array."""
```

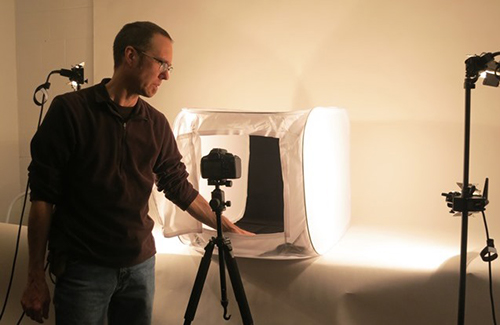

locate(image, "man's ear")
[[123, 46, 139, 67]]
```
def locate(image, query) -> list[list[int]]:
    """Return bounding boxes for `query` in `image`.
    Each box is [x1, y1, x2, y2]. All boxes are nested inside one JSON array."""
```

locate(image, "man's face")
[[135, 33, 173, 98]]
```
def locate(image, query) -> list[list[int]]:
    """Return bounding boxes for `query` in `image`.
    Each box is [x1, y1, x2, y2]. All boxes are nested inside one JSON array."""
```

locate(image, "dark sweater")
[[28, 79, 198, 267]]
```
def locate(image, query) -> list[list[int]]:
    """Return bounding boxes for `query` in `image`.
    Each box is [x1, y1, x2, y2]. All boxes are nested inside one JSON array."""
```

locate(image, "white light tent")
[[150, 107, 350, 259]]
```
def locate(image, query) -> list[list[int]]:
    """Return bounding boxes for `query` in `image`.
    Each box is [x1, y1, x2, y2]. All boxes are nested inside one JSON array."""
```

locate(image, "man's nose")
[[160, 70, 169, 81]]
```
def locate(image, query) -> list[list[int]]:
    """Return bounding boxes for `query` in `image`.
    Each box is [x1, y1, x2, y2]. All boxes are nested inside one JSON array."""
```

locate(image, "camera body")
[[201, 148, 241, 180]]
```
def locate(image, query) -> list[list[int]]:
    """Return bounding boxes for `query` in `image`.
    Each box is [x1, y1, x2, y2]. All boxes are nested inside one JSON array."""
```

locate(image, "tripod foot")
[[221, 296, 231, 320], [223, 307, 231, 321]]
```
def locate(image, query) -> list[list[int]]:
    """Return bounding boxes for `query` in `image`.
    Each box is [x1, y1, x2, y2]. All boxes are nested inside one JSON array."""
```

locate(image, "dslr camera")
[[201, 148, 241, 181]]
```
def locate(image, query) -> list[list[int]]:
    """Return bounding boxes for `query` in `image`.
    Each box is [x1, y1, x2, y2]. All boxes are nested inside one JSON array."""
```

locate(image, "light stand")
[[442, 51, 500, 325], [183, 179, 253, 325], [0, 63, 87, 324]]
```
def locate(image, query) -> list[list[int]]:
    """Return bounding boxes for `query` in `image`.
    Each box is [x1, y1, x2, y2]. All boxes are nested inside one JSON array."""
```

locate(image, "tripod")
[[184, 179, 253, 325]]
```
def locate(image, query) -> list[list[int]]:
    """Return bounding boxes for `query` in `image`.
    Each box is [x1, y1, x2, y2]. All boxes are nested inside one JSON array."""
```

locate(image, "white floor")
[[1, 223, 497, 325]]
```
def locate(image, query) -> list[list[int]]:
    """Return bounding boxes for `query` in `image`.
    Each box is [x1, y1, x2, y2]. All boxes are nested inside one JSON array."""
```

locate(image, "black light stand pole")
[[457, 68, 474, 325]]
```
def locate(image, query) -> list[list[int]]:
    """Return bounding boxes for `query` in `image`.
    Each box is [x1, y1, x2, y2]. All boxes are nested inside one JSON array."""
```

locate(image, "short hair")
[[113, 21, 173, 69]]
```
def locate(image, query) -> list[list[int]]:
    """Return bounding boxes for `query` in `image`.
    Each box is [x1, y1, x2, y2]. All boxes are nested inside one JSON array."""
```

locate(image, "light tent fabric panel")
[[149, 107, 350, 259]]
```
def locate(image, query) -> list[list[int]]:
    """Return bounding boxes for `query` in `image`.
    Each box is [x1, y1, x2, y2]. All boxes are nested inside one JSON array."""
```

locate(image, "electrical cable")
[[481, 210, 497, 325], [0, 92, 45, 321], [0, 95, 45, 323], [0, 181, 31, 323], [5, 194, 26, 224]]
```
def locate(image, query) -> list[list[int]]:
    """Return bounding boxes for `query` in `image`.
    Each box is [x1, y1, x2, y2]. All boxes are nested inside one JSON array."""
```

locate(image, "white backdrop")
[[94, 0, 500, 253]]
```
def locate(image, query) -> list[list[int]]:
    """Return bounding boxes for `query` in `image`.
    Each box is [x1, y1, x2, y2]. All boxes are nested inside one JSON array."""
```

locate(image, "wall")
[[93, 0, 500, 251], [8, 0, 499, 269], [11, 0, 94, 223], [0, 0, 21, 221], [11, 1, 500, 242]]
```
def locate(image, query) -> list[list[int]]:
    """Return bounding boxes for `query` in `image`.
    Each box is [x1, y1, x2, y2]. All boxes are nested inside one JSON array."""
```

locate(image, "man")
[[21, 21, 251, 324]]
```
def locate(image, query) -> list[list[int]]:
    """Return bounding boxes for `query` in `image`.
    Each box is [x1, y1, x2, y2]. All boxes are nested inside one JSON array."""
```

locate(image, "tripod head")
[[207, 179, 233, 214], [208, 179, 233, 187]]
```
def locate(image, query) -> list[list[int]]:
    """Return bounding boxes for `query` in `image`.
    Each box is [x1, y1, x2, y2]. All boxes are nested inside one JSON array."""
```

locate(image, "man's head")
[[112, 21, 174, 98], [113, 21, 172, 69]]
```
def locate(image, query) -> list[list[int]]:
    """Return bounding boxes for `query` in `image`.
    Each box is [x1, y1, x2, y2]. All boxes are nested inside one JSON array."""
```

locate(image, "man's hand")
[[221, 217, 255, 236], [21, 272, 50, 323], [187, 194, 255, 236]]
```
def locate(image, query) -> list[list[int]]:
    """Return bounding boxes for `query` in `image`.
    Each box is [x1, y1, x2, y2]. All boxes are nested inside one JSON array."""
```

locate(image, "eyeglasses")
[[135, 48, 173, 73]]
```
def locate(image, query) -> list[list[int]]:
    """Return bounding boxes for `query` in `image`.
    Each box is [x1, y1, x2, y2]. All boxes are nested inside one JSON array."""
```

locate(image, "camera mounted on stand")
[[184, 148, 253, 325], [201, 148, 242, 213], [201, 148, 241, 183]]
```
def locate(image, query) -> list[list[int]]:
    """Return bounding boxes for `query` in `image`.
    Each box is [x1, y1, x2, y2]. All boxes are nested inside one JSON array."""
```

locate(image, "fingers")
[[228, 224, 255, 236], [236, 228, 256, 236], [23, 300, 48, 323], [21, 280, 51, 324], [43, 298, 50, 320]]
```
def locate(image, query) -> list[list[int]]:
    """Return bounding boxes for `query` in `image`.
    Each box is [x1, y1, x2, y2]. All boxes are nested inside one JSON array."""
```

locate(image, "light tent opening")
[[149, 107, 350, 259]]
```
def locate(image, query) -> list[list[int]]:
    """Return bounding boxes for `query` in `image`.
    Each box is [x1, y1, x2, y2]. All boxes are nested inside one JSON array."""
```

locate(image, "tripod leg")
[[222, 239, 253, 325], [216, 241, 231, 320], [184, 240, 215, 325]]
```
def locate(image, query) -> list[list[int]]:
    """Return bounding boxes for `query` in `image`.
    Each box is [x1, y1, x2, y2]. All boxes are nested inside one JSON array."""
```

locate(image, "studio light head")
[[465, 52, 500, 87], [58, 62, 87, 90], [33, 62, 88, 106], [481, 59, 500, 87]]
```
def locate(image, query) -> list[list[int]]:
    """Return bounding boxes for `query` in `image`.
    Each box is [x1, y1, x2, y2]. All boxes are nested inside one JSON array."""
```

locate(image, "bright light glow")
[[153, 227, 192, 255], [480, 70, 499, 78], [303, 107, 350, 255], [173, 109, 198, 137], [69, 81, 78, 90], [321, 227, 458, 271]]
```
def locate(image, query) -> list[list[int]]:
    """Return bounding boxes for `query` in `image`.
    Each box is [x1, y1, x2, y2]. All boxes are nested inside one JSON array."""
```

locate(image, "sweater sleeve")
[[153, 117, 198, 211], [28, 96, 76, 204]]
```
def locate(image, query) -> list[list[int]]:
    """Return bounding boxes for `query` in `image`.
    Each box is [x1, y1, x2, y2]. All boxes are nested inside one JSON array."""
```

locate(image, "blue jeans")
[[53, 255, 155, 325]]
